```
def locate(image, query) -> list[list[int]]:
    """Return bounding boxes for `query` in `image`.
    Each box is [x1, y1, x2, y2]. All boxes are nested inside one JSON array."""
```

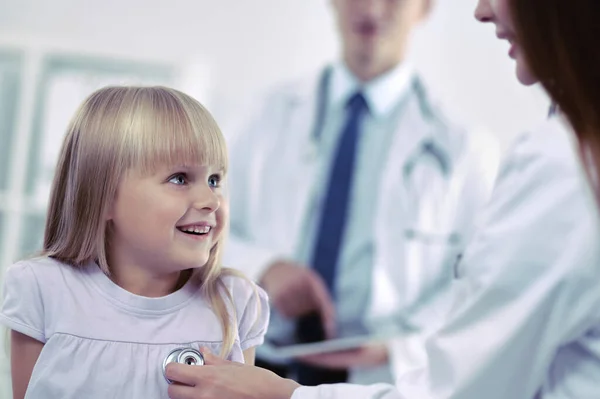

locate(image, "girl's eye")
[[168, 174, 187, 185], [208, 174, 221, 188]]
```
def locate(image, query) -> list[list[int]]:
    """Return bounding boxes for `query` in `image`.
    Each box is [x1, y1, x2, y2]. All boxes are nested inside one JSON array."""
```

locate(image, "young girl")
[[0, 86, 269, 398]]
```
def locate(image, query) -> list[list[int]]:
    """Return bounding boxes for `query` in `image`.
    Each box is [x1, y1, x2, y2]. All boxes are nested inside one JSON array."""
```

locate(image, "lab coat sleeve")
[[291, 384, 403, 399], [222, 91, 286, 282]]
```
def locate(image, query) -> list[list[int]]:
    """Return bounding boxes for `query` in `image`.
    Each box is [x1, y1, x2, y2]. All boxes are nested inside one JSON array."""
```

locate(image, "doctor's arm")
[[166, 349, 401, 399]]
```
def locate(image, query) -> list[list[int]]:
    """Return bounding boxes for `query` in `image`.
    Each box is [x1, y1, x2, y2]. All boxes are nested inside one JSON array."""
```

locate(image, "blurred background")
[[0, 0, 550, 395]]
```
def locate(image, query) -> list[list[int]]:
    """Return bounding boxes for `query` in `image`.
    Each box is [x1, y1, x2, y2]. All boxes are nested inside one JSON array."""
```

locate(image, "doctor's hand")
[[260, 260, 336, 338], [298, 343, 389, 370], [166, 348, 300, 399]]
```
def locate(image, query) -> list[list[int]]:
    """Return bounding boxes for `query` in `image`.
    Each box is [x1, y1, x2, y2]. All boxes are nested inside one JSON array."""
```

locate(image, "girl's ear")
[[105, 195, 116, 221], [105, 176, 124, 221]]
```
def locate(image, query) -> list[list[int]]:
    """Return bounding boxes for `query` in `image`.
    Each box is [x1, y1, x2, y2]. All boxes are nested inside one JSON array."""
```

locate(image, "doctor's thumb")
[[310, 277, 337, 339]]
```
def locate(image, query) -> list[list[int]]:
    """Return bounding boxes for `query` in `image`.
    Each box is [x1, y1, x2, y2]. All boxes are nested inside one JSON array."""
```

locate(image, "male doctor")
[[223, 0, 499, 386]]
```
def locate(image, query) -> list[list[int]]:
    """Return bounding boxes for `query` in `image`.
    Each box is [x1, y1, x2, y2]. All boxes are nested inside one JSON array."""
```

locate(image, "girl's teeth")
[[182, 226, 211, 234]]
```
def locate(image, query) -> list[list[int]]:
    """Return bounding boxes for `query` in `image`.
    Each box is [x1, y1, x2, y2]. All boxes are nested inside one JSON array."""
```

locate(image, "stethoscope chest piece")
[[162, 347, 205, 384]]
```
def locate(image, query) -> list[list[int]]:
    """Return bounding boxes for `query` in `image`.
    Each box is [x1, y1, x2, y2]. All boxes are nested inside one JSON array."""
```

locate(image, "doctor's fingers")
[[165, 350, 242, 386], [278, 296, 309, 318], [270, 284, 310, 318], [168, 384, 228, 399], [165, 363, 200, 387], [271, 270, 327, 317], [308, 273, 336, 338], [166, 364, 237, 399], [168, 383, 199, 399], [263, 262, 316, 317]]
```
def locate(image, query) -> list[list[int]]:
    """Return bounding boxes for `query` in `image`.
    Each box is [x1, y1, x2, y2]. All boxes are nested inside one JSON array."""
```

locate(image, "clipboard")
[[257, 316, 417, 361]]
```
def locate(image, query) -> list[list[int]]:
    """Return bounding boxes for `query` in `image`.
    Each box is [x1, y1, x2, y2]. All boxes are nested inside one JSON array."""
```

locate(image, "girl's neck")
[[108, 265, 192, 298]]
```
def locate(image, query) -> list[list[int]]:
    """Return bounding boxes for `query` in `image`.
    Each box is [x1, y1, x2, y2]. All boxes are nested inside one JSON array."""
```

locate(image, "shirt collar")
[[329, 60, 414, 118]]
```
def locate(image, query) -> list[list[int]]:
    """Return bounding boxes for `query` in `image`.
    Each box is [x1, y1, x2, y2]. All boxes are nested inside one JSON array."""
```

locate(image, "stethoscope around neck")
[[310, 65, 451, 187], [309, 66, 459, 246]]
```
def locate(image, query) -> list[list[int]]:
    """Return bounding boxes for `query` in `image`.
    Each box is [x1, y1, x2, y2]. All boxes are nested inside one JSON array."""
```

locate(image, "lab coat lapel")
[[368, 82, 453, 321], [263, 75, 322, 253]]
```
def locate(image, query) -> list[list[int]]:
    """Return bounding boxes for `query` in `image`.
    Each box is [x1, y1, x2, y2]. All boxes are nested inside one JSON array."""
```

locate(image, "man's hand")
[[166, 348, 300, 399], [260, 260, 336, 338]]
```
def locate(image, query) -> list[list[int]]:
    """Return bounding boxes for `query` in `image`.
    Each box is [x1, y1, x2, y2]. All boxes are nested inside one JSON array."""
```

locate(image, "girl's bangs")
[[123, 88, 228, 174]]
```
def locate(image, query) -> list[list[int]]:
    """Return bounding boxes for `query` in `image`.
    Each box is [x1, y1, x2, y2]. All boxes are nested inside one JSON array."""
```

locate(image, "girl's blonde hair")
[[42, 86, 245, 357]]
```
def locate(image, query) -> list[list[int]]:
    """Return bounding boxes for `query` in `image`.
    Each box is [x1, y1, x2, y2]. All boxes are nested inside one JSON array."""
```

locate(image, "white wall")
[[0, 0, 336, 120], [0, 0, 550, 148]]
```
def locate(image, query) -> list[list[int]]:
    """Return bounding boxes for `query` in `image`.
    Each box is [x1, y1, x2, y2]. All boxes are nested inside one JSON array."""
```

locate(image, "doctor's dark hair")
[[42, 85, 254, 358], [510, 0, 600, 195]]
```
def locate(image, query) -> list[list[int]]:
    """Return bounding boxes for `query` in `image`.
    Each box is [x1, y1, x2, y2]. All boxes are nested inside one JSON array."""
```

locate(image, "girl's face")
[[475, 0, 538, 86], [107, 163, 227, 278]]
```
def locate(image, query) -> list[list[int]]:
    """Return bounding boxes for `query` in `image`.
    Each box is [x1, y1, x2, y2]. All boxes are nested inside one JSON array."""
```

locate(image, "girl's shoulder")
[[0, 257, 81, 343], [3, 256, 78, 287], [218, 271, 266, 301], [217, 270, 270, 347], [217, 271, 269, 316]]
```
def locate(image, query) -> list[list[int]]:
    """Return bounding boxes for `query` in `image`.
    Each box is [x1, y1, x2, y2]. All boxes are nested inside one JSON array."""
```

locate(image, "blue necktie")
[[295, 92, 368, 385], [311, 91, 368, 290]]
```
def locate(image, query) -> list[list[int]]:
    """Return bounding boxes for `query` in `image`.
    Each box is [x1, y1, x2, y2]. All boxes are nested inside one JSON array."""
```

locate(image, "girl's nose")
[[193, 185, 220, 212]]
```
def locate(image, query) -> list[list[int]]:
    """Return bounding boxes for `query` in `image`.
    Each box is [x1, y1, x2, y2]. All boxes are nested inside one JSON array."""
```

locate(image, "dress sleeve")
[[232, 276, 270, 351], [0, 261, 46, 342]]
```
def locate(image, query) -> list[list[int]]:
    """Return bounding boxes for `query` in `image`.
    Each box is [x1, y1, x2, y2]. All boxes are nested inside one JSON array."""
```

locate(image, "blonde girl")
[[0, 86, 268, 399]]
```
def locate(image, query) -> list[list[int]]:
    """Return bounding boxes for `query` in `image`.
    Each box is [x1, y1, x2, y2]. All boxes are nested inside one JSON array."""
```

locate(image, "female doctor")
[[164, 0, 600, 398]]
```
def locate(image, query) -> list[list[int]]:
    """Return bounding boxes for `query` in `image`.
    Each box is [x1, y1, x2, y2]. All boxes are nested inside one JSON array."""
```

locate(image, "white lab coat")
[[222, 68, 500, 383], [290, 117, 600, 398]]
